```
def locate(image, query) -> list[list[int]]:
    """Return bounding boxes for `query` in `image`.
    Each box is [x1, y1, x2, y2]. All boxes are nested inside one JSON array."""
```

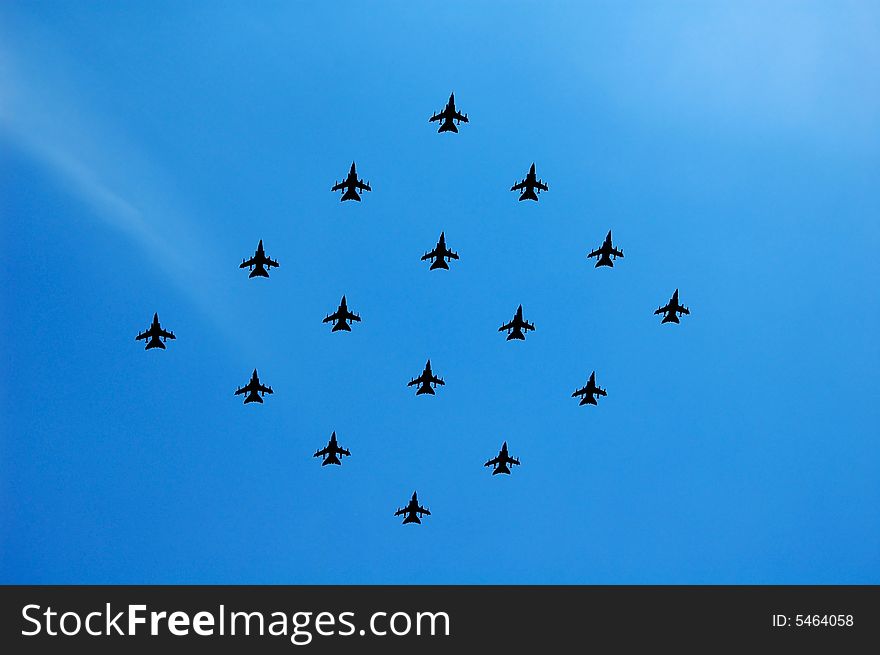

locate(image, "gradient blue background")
[[2, 1, 878, 583]]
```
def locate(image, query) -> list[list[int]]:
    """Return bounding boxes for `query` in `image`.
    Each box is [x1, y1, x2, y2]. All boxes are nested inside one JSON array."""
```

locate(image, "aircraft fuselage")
[[144, 335, 166, 350]]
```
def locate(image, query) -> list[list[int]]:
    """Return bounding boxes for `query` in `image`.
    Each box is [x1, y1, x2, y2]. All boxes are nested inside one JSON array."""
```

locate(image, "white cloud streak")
[[0, 26, 236, 338]]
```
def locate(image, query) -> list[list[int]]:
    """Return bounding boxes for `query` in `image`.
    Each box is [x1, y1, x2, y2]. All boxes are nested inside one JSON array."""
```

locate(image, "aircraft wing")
[[331, 181, 346, 192], [498, 321, 515, 332], [510, 180, 527, 191], [157, 328, 175, 340], [679, 306, 690, 315], [323, 311, 340, 323], [523, 321, 535, 331], [452, 110, 468, 122], [394, 507, 407, 516], [347, 312, 361, 322], [587, 248, 601, 258], [313, 447, 329, 458], [240, 257, 256, 268], [234, 385, 248, 396], [432, 377, 445, 386], [484, 456, 500, 467], [135, 330, 149, 341], [571, 386, 588, 397], [611, 248, 624, 258], [338, 447, 351, 456], [509, 457, 521, 465], [267, 258, 280, 268], [417, 505, 431, 515], [654, 304, 670, 315], [257, 384, 273, 394], [421, 249, 436, 261], [428, 111, 443, 123], [536, 180, 548, 191], [407, 377, 420, 387], [596, 387, 607, 397], [447, 251, 459, 259], [356, 180, 371, 192]]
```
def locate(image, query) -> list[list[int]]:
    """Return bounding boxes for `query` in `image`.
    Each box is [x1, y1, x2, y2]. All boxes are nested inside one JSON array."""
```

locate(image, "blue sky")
[[1, 1, 878, 583]]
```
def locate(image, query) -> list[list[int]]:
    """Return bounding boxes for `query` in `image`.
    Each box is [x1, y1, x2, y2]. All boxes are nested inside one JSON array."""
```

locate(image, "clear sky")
[[1, 1, 878, 584]]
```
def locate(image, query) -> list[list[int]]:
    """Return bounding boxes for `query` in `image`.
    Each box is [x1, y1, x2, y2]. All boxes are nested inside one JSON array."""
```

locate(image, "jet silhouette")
[[408, 359, 445, 395], [394, 491, 431, 524], [323, 295, 361, 332], [484, 441, 521, 475], [571, 371, 607, 406], [331, 162, 371, 201], [587, 230, 624, 268], [135, 313, 175, 350], [313, 431, 351, 466], [655, 289, 690, 324], [234, 369, 273, 404], [499, 304, 535, 341], [240, 239, 280, 278], [429, 92, 469, 133], [510, 163, 549, 201], [421, 231, 459, 270]]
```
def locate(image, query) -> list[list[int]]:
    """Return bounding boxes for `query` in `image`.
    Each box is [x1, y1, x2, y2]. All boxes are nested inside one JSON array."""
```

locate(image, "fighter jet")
[[331, 162, 371, 201], [484, 441, 521, 475], [240, 239, 280, 278], [135, 313, 175, 350], [510, 163, 549, 201], [394, 491, 431, 524], [234, 369, 273, 404], [498, 304, 535, 341], [408, 359, 445, 396], [323, 295, 361, 332], [421, 231, 459, 270], [429, 92, 469, 133], [571, 371, 607, 406], [587, 230, 624, 268], [313, 431, 351, 466], [654, 289, 690, 324]]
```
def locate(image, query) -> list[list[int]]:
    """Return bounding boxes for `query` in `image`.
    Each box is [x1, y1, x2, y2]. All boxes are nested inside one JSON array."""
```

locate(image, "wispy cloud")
[[0, 24, 236, 338]]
